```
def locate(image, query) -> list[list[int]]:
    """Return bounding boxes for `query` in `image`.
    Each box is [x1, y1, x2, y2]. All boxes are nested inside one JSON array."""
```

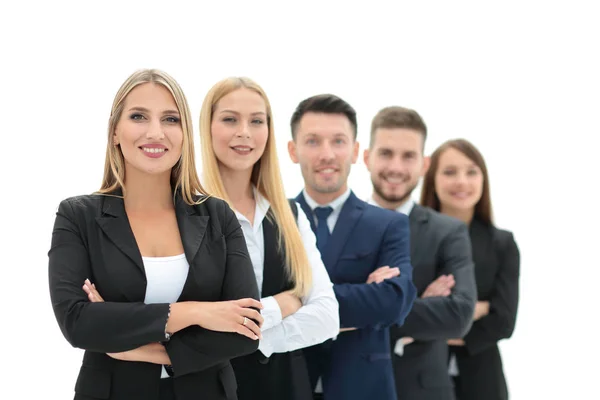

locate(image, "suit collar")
[[296, 190, 364, 268]]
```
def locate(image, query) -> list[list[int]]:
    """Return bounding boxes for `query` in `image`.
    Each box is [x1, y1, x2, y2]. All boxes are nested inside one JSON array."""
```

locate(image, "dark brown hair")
[[420, 138, 493, 224], [290, 94, 357, 139], [370, 106, 427, 149]]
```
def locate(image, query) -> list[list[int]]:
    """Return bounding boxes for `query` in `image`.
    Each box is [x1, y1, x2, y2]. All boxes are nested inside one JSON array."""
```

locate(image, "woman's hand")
[[473, 301, 490, 321], [82, 279, 104, 302], [273, 290, 302, 319], [196, 299, 264, 340]]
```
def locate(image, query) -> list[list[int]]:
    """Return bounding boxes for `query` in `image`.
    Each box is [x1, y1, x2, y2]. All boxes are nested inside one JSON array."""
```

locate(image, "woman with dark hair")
[[420, 138, 520, 400]]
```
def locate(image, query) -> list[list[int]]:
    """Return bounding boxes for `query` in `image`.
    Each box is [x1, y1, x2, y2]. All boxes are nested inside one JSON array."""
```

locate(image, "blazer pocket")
[[74, 365, 111, 399], [218, 364, 238, 400], [339, 250, 374, 261]]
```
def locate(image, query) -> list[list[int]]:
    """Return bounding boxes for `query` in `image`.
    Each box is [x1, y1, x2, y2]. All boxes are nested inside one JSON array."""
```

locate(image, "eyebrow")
[[127, 106, 180, 115], [218, 109, 267, 116]]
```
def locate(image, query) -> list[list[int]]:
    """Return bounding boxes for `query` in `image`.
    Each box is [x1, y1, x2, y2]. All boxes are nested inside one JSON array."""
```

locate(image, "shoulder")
[[192, 195, 232, 220], [420, 205, 468, 233], [360, 200, 409, 228], [56, 193, 106, 218], [491, 225, 517, 248]]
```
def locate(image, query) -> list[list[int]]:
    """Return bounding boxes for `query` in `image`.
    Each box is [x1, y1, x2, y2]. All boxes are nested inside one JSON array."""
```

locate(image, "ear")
[[113, 132, 119, 146], [288, 140, 299, 163], [422, 156, 431, 175], [363, 148, 371, 170], [351, 140, 360, 164]]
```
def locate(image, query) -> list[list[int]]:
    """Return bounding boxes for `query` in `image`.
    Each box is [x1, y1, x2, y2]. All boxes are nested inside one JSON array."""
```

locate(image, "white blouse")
[[234, 188, 339, 357]]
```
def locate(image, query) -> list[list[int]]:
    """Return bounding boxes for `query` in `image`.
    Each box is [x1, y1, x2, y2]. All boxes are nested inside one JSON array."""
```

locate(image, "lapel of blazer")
[[95, 190, 210, 301], [325, 191, 364, 269], [174, 194, 210, 301], [408, 204, 430, 264]]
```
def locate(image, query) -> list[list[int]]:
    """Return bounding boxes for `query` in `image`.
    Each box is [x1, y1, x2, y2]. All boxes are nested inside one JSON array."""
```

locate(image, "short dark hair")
[[290, 94, 357, 140], [370, 106, 427, 149]]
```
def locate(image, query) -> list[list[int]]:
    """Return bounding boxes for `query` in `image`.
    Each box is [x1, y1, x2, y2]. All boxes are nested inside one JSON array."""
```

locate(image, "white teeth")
[[142, 148, 165, 153], [233, 147, 251, 152], [321, 168, 335, 173]]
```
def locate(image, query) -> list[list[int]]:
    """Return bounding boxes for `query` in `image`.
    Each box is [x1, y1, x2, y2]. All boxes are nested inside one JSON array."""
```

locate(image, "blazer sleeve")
[[333, 213, 417, 329], [464, 230, 520, 355], [391, 222, 477, 341], [48, 199, 170, 353], [164, 199, 260, 377]]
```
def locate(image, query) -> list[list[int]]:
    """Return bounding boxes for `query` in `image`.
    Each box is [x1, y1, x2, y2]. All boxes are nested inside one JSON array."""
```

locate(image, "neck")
[[371, 191, 411, 211], [305, 183, 348, 206], [440, 206, 474, 225], [219, 165, 254, 205], [123, 168, 174, 212]]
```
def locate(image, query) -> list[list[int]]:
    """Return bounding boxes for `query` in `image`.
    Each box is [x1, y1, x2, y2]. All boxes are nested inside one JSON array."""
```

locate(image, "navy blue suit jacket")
[[297, 191, 417, 400]]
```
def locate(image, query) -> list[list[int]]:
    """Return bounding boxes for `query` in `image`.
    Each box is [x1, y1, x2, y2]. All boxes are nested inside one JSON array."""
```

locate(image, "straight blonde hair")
[[98, 69, 208, 204], [200, 77, 312, 297]]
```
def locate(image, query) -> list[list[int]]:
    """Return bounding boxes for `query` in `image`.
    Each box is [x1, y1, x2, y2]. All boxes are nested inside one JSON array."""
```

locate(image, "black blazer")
[[48, 191, 260, 400], [449, 218, 520, 400], [390, 205, 477, 400]]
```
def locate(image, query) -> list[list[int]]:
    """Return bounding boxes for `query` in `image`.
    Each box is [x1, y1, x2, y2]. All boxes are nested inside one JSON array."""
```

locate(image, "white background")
[[1, 1, 598, 398]]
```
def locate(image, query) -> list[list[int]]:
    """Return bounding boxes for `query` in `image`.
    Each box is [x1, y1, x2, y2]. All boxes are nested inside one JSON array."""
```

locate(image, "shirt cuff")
[[260, 296, 282, 331]]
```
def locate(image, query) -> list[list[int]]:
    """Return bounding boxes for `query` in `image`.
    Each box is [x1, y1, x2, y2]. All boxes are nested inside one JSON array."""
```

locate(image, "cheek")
[[256, 127, 269, 150], [211, 125, 231, 153]]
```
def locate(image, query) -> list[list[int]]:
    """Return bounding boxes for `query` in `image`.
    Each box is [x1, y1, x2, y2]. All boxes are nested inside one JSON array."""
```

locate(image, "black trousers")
[[159, 378, 176, 400]]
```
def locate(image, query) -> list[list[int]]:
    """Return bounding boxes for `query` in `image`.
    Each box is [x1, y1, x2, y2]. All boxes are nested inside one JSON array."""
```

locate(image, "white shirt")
[[302, 187, 352, 233], [143, 253, 189, 378], [367, 196, 415, 216], [234, 188, 339, 357]]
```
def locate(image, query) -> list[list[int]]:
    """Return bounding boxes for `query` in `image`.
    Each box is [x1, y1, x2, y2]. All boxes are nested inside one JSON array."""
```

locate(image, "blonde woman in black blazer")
[[420, 138, 520, 400], [48, 69, 262, 400]]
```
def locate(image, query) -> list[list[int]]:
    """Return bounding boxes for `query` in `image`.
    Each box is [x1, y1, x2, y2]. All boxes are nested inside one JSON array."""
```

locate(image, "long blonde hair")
[[200, 77, 312, 297], [98, 68, 208, 204]]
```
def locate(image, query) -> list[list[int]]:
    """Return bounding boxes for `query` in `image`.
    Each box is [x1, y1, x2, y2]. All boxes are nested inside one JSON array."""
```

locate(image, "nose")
[[318, 142, 335, 162], [146, 118, 165, 140], [236, 121, 251, 139], [388, 157, 406, 174]]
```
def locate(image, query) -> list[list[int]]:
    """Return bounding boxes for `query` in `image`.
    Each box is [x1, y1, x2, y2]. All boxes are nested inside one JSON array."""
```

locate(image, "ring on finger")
[[243, 317, 248, 326]]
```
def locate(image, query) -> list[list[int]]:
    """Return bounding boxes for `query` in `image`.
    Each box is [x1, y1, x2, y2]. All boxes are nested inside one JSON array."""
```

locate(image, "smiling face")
[[113, 82, 183, 178], [288, 112, 359, 203], [364, 127, 429, 207], [434, 147, 484, 214], [210, 88, 269, 175]]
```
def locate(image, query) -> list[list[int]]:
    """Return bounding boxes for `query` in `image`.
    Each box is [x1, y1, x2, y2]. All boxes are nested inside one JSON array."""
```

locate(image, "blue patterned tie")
[[314, 206, 333, 254]]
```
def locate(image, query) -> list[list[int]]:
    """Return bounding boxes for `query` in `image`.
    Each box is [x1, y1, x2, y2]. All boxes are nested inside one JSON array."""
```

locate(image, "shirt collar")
[[367, 195, 415, 216], [303, 187, 351, 215]]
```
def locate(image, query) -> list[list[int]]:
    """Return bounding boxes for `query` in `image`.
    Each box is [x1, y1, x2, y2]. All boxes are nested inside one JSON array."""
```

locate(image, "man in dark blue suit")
[[287, 94, 417, 400]]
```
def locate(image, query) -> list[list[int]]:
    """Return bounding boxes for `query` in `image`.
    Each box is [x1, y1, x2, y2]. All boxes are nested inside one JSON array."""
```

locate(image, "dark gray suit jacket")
[[390, 204, 477, 400]]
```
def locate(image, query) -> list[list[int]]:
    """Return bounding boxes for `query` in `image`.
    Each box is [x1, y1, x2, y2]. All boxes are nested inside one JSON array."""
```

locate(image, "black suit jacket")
[[450, 218, 520, 400], [48, 192, 260, 400], [390, 205, 477, 400]]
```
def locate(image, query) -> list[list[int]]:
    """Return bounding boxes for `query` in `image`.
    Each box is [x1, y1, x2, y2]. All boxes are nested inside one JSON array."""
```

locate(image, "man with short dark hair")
[[288, 95, 417, 400]]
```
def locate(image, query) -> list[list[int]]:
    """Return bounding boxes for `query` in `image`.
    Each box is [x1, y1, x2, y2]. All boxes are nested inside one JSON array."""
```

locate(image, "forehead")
[[124, 82, 177, 110], [372, 128, 423, 151], [215, 88, 266, 113], [439, 148, 477, 167], [296, 112, 353, 139]]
